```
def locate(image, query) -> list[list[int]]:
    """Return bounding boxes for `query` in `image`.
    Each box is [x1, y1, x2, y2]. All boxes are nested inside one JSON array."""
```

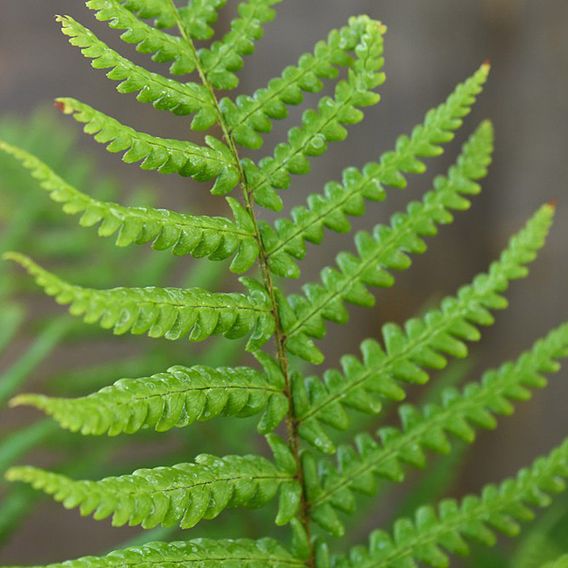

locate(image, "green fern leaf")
[[223, 15, 382, 150], [242, 16, 386, 211], [86, 0, 198, 74], [294, 203, 555, 452], [6, 454, 292, 529], [263, 64, 490, 278], [199, 0, 281, 90], [54, 98, 239, 194], [4, 253, 274, 348], [0, 538, 303, 568], [284, 121, 493, 361], [4, 1, 566, 563], [331, 438, 568, 567], [0, 140, 258, 271], [57, 15, 217, 129], [12, 362, 288, 436], [307, 322, 568, 535]]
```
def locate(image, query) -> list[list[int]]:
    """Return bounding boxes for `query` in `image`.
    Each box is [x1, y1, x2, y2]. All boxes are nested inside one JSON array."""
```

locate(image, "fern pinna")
[[1, 1, 567, 566]]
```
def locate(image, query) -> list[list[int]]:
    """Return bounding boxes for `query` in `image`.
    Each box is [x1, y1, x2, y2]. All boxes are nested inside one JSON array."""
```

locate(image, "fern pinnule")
[[306, 322, 568, 535], [262, 64, 490, 278], [0, 140, 259, 271], [57, 15, 217, 126], [178, 0, 227, 40], [54, 98, 240, 194], [11, 362, 288, 436], [122, 0, 226, 35], [3, 252, 274, 348], [119, 0, 180, 30], [294, 203, 555, 453]]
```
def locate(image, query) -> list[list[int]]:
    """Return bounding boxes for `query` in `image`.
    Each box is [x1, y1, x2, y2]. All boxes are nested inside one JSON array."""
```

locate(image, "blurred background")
[[0, 0, 567, 564]]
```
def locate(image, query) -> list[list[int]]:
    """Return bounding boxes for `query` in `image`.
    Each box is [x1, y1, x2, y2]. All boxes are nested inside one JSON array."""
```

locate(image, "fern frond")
[[223, 16, 379, 150], [4, 253, 274, 348], [543, 555, 568, 568], [283, 121, 493, 362], [1, 538, 303, 568], [243, 17, 386, 211], [294, 203, 554, 452], [307, 322, 568, 535], [0, 141, 258, 272], [12, 362, 288, 436], [199, 0, 281, 90], [0, 422, 57, 474], [6, 454, 291, 529], [57, 15, 217, 129], [0, 317, 70, 407], [86, 0, 197, 75], [263, 64, 490, 278], [332, 438, 568, 567], [0, 304, 24, 355], [55, 98, 239, 194]]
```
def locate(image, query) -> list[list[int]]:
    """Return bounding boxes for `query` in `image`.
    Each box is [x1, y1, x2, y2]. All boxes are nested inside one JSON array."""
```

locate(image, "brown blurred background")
[[0, 0, 567, 562]]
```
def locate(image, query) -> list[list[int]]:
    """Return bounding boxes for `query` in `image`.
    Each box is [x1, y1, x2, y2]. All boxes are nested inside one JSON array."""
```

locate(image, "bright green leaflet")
[[2, 1, 566, 567]]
